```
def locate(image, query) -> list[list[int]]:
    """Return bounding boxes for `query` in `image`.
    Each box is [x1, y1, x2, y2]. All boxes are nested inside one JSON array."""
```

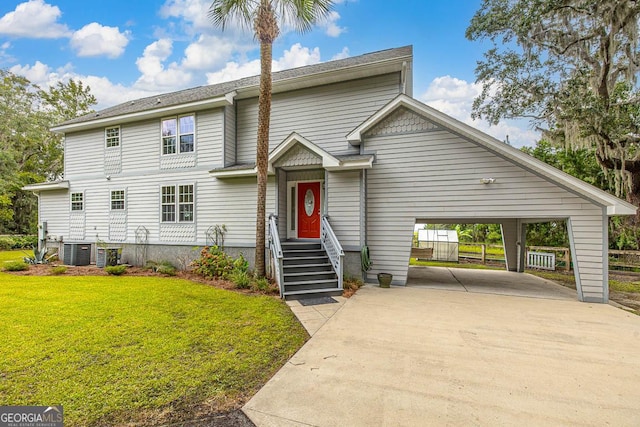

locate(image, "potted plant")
[[377, 272, 392, 288]]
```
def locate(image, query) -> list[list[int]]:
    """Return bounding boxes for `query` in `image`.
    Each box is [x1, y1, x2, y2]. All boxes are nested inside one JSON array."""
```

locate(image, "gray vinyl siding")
[[224, 105, 236, 167], [197, 177, 276, 247], [365, 130, 607, 294], [327, 170, 361, 249], [196, 109, 223, 167], [236, 73, 401, 161], [64, 129, 104, 180], [120, 119, 160, 173], [39, 190, 69, 240]]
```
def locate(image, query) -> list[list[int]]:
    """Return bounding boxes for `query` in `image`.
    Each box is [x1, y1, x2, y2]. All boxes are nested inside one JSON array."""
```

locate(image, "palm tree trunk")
[[254, 40, 273, 277]]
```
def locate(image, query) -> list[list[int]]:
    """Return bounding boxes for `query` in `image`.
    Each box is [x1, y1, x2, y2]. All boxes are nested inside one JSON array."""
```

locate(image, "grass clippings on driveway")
[[0, 273, 307, 426]]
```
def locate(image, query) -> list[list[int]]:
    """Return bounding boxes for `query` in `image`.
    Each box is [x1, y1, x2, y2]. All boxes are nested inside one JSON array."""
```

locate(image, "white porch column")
[[567, 209, 608, 303], [501, 219, 519, 272]]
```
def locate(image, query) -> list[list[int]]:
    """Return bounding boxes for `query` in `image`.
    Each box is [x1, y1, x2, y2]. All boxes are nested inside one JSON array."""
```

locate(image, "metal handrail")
[[320, 216, 344, 290], [268, 214, 284, 297]]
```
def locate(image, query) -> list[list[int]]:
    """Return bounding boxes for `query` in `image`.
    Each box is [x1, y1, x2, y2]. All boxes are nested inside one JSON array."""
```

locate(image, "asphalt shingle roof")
[[59, 45, 412, 127]]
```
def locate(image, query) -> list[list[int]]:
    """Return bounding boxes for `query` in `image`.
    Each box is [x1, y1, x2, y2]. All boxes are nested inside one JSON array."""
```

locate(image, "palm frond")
[[208, 0, 257, 31]]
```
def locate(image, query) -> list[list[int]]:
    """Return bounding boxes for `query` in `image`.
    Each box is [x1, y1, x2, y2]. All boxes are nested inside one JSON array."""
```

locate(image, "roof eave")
[[235, 55, 410, 100], [51, 92, 236, 133], [22, 180, 70, 192], [351, 94, 637, 216]]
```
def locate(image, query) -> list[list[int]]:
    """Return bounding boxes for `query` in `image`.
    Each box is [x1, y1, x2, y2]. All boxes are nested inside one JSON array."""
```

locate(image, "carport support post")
[[501, 219, 524, 272]]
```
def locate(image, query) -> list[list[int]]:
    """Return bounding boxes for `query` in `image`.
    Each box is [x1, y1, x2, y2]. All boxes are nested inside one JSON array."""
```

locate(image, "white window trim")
[[110, 189, 126, 211], [160, 183, 195, 223], [160, 114, 196, 156], [70, 191, 84, 212], [105, 126, 120, 148]]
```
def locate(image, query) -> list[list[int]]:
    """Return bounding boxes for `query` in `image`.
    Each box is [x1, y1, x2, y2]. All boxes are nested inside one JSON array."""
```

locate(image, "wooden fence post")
[[564, 249, 570, 271], [481, 244, 486, 264]]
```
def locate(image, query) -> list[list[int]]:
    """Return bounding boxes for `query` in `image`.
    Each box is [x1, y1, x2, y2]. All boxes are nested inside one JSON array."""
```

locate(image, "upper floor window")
[[105, 126, 120, 148], [71, 192, 84, 211], [161, 184, 194, 222], [111, 190, 125, 210], [162, 115, 195, 155]]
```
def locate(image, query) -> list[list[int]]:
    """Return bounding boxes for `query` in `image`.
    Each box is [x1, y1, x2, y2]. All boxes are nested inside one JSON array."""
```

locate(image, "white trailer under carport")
[[347, 94, 637, 303]]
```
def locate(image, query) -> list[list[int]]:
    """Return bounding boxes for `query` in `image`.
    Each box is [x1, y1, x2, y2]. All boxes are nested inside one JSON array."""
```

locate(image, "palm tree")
[[209, 0, 334, 277]]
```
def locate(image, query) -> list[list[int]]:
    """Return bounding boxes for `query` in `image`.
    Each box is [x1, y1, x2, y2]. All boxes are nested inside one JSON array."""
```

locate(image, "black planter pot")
[[377, 273, 392, 288]]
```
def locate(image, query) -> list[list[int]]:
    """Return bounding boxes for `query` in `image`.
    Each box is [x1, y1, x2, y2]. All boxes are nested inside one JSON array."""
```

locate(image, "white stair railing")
[[268, 214, 284, 297], [320, 216, 344, 290]]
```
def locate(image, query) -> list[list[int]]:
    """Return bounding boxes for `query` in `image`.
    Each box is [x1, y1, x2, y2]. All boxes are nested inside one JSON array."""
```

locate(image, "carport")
[[346, 95, 637, 303], [406, 265, 577, 300]]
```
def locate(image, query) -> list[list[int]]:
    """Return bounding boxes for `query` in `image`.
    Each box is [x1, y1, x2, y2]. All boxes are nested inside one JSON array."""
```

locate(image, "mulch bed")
[[7, 264, 280, 297]]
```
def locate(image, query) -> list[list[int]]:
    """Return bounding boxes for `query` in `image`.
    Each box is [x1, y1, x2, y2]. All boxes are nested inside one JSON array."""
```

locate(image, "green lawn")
[[0, 250, 25, 263], [0, 272, 307, 426]]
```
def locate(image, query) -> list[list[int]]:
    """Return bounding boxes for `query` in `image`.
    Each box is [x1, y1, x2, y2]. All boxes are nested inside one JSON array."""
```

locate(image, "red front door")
[[297, 182, 321, 238]]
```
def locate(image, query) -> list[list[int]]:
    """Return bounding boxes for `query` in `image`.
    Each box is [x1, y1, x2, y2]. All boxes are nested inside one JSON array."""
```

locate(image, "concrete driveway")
[[406, 266, 578, 300], [244, 285, 640, 426]]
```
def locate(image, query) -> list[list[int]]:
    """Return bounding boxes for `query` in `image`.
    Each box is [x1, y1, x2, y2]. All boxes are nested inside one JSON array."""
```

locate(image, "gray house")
[[25, 46, 636, 302]]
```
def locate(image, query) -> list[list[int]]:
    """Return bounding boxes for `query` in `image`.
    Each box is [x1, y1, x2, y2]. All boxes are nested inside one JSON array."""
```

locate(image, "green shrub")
[[156, 263, 177, 276], [230, 268, 251, 289], [3, 261, 29, 272], [0, 237, 13, 250], [0, 235, 37, 250], [143, 260, 158, 271], [50, 266, 67, 275], [105, 265, 127, 276], [190, 246, 235, 279], [251, 276, 271, 292]]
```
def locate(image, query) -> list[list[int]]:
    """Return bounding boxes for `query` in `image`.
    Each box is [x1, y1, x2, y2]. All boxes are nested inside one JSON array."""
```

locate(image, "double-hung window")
[[105, 126, 120, 148], [71, 192, 84, 211], [161, 185, 194, 222], [161, 115, 194, 155], [111, 190, 125, 210]]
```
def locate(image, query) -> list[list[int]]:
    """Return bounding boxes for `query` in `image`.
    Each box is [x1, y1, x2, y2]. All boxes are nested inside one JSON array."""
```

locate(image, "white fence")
[[527, 251, 556, 271]]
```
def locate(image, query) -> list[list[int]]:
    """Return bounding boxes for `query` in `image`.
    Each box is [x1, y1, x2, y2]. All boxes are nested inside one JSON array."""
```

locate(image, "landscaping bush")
[[0, 237, 13, 250], [105, 265, 127, 276], [50, 266, 67, 275], [3, 261, 29, 272], [0, 235, 37, 250], [230, 269, 251, 289], [190, 246, 235, 279], [251, 276, 272, 292], [156, 262, 177, 276]]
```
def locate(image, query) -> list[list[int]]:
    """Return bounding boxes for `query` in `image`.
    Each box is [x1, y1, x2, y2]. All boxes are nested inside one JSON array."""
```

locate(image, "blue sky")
[[0, 0, 539, 146]]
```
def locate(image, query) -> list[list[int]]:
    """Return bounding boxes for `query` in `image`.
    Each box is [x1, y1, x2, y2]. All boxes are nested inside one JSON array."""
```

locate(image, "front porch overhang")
[[210, 132, 373, 179]]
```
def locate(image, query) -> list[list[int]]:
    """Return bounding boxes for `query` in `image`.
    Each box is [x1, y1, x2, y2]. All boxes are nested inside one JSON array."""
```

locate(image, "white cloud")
[[135, 39, 192, 90], [206, 43, 321, 84], [322, 11, 345, 37], [70, 23, 130, 59], [420, 75, 539, 147], [10, 60, 53, 84], [181, 34, 239, 70], [160, 0, 214, 32], [331, 47, 350, 61], [276, 43, 321, 69], [0, 0, 71, 38], [10, 60, 165, 110]]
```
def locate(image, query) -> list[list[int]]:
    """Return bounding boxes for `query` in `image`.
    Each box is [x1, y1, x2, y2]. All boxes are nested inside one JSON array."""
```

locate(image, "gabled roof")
[[346, 94, 637, 216], [52, 46, 413, 133], [210, 132, 373, 178]]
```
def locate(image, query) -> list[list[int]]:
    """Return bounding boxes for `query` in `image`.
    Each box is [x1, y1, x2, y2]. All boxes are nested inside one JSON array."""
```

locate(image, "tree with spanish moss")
[[209, 0, 334, 277], [466, 0, 640, 206]]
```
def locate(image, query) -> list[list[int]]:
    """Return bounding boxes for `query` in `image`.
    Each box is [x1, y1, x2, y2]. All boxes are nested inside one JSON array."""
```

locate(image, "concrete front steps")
[[281, 240, 342, 299]]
